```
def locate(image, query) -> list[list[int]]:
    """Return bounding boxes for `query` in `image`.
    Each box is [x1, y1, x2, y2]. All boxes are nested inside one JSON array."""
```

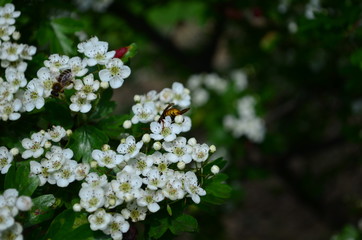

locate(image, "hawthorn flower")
[[36, 67, 56, 97], [69, 92, 92, 113], [0, 3, 21, 25], [137, 189, 164, 213], [79, 186, 105, 212], [126, 153, 153, 176], [44, 54, 69, 72], [116, 135, 143, 161], [0, 207, 14, 231], [99, 58, 131, 89], [131, 102, 157, 124], [183, 171, 206, 204], [191, 143, 209, 162], [45, 126, 67, 142], [21, 132, 46, 159], [0, 42, 24, 61], [20, 45, 36, 60], [0, 221, 22, 240], [22, 79, 45, 112], [150, 116, 181, 142], [0, 25, 15, 41], [111, 167, 143, 202], [0, 146, 12, 174], [52, 159, 77, 187], [82, 172, 108, 189], [68, 56, 88, 77], [5, 68, 26, 92], [88, 208, 112, 231], [103, 183, 123, 209], [162, 178, 185, 201], [0, 98, 21, 121], [78, 36, 115, 66], [162, 137, 192, 164], [74, 163, 90, 181], [170, 82, 191, 108], [102, 213, 130, 240], [29, 160, 49, 186], [121, 201, 147, 222], [92, 149, 123, 169], [74, 74, 99, 101]]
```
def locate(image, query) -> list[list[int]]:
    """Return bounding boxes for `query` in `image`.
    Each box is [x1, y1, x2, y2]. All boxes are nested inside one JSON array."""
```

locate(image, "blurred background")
[[12, 0, 362, 239]]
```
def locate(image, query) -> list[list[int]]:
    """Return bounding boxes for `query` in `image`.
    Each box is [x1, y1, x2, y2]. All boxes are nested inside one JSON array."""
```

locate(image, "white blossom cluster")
[[76, 136, 210, 239], [0, 3, 37, 122], [223, 96, 265, 143], [0, 125, 90, 188], [0, 188, 33, 239], [187, 69, 265, 143]]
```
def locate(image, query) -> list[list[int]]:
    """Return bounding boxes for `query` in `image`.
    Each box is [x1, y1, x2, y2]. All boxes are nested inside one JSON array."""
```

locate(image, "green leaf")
[[4, 162, 39, 196], [43, 209, 95, 240], [40, 100, 73, 129], [331, 225, 361, 240], [148, 217, 169, 239], [89, 88, 115, 120], [202, 173, 231, 205], [169, 214, 198, 235], [96, 114, 130, 139], [68, 125, 109, 163], [26, 194, 56, 226], [166, 204, 172, 216]]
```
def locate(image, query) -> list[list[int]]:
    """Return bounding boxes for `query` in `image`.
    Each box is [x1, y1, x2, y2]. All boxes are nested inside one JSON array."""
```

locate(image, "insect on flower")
[[158, 103, 190, 123], [51, 69, 73, 97]]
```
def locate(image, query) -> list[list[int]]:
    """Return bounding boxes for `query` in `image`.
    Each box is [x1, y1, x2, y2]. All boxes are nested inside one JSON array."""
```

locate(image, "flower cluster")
[[0, 3, 37, 121], [0, 3, 131, 121], [187, 69, 265, 143], [0, 188, 33, 239], [0, 126, 91, 187]]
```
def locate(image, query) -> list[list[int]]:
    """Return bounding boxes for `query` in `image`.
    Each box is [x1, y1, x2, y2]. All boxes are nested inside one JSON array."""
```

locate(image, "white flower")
[[78, 37, 115, 66], [45, 126, 66, 142], [0, 147, 12, 174], [126, 153, 153, 176], [162, 137, 192, 164], [52, 159, 77, 187], [0, 221, 23, 240], [175, 116, 192, 133], [0, 25, 15, 41], [150, 116, 181, 142], [131, 102, 157, 124], [0, 99, 22, 121], [191, 143, 209, 162], [159, 88, 174, 103], [111, 167, 142, 202], [22, 79, 45, 112], [20, 45, 37, 60], [82, 173, 108, 189], [116, 136, 143, 161], [88, 208, 112, 231], [121, 201, 147, 222], [79, 186, 105, 212], [103, 183, 123, 209], [36, 67, 56, 97], [29, 160, 48, 186], [92, 149, 123, 169], [137, 189, 164, 213], [44, 54, 69, 72], [0, 3, 21, 25], [5, 68, 26, 92], [0, 207, 14, 230], [143, 168, 167, 190], [74, 163, 90, 181], [230, 69, 248, 92], [74, 74, 99, 101], [68, 56, 88, 77], [21, 132, 46, 159], [183, 171, 206, 204], [69, 92, 92, 113], [162, 178, 185, 201], [102, 213, 130, 240], [170, 82, 191, 108], [0, 42, 24, 61], [99, 58, 131, 89]]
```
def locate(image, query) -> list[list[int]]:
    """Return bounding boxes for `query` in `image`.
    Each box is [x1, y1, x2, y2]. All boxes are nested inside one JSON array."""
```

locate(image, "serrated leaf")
[[89, 88, 115, 120], [96, 114, 130, 139], [44, 209, 95, 240], [26, 194, 56, 226], [68, 125, 109, 163], [148, 217, 169, 239], [41, 100, 73, 129], [169, 214, 198, 235]]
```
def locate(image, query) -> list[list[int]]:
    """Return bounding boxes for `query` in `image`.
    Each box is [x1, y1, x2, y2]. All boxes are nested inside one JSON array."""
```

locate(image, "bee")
[[51, 69, 73, 97], [158, 103, 190, 123]]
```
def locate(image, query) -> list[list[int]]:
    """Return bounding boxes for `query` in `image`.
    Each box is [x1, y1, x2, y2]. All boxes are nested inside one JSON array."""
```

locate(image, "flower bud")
[[153, 142, 162, 151], [123, 120, 132, 129], [211, 165, 220, 174], [142, 134, 151, 143], [12, 31, 20, 40], [10, 148, 19, 156], [66, 129, 73, 136], [16, 196, 33, 211], [209, 145, 216, 153], [102, 144, 110, 151], [177, 161, 185, 170], [100, 81, 109, 89], [133, 95, 141, 102], [44, 141, 52, 149], [90, 160, 98, 168], [188, 137, 197, 146], [73, 203, 82, 212]]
